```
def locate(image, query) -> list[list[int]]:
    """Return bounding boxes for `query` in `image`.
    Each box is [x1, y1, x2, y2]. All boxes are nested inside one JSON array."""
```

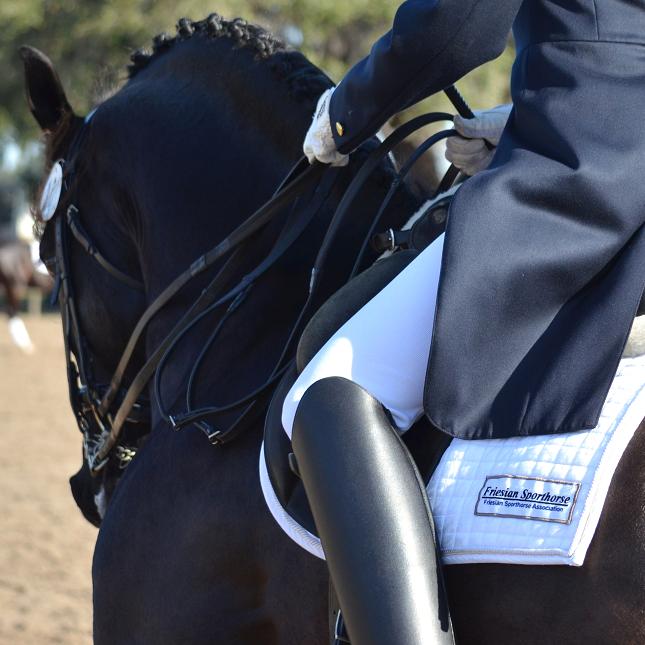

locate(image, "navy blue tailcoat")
[[329, 0, 645, 440]]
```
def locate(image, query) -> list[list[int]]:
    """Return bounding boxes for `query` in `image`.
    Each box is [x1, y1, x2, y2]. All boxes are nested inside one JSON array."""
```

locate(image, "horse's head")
[[22, 46, 149, 525], [23, 46, 148, 353], [22, 15, 421, 527]]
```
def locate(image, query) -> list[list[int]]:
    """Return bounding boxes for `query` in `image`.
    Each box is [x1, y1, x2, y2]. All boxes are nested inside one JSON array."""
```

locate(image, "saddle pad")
[[260, 355, 645, 565], [428, 354, 645, 566]]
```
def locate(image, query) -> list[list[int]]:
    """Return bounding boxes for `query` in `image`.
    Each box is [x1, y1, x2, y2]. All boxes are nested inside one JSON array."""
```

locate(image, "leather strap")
[[66, 205, 144, 291], [162, 116, 461, 440], [349, 128, 458, 278], [153, 167, 342, 439]]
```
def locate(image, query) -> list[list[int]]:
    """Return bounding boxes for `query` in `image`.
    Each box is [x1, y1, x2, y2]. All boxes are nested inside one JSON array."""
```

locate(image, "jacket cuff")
[[329, 84, 358, 155]]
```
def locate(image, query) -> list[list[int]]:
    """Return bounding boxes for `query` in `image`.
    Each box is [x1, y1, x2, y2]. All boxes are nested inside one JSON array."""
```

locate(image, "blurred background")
[[0, 2, 514, 643]]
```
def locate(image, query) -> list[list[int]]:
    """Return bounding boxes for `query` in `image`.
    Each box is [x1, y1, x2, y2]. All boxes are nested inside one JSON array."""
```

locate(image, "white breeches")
[[281, 234, 445, 437]]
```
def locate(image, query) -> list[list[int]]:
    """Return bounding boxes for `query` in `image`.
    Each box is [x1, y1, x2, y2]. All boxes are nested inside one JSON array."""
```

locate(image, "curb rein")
[[54, 86, 474, 475]]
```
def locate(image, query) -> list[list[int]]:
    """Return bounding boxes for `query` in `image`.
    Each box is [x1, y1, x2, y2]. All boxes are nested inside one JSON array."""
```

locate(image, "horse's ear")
[[19, 46, 74, 132]]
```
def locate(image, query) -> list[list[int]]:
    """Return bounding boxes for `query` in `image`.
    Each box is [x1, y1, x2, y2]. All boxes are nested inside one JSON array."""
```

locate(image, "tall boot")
[[292, 376, 454, 645]]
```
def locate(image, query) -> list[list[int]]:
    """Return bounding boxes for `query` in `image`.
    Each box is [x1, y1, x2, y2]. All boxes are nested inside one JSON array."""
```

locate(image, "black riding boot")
[[292, 376, 454, 645]]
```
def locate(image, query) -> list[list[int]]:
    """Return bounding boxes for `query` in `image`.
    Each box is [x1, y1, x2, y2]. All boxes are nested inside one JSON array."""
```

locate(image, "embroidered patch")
[[40, 160, 64, 221], [475, 475, 580, 524]]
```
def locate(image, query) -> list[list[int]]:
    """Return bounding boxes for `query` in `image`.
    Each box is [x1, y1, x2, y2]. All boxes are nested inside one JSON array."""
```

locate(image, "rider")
[[272, 1, 645, 643]]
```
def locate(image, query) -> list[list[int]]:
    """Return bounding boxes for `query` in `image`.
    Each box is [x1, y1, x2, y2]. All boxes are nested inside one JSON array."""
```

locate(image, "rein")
[[54, 85, 474, 474], [151, 112, 460, 445]]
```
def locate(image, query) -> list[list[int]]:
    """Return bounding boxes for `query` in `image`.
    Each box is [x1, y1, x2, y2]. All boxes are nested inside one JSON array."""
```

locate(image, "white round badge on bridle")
[[40, 160, 64, 222]]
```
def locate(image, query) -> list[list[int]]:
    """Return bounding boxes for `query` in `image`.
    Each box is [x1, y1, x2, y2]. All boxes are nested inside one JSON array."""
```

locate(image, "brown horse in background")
[[0, 237, 52, 352]]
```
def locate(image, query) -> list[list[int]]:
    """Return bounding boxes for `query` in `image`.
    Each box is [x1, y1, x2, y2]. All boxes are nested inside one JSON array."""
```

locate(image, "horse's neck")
[[124, 72, 315, 301], [124, 43, 419, 427], [130, 37, 322, 151], [117, 33, 335, 307]]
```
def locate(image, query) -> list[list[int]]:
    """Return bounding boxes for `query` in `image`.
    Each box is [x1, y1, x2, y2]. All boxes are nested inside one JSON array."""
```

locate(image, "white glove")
[[445, 103, 512, 176], [303, 88, 349, 167]]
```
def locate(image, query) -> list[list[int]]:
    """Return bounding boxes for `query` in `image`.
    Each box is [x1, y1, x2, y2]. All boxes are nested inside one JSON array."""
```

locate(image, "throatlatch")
[[292, 376, 454, 645]]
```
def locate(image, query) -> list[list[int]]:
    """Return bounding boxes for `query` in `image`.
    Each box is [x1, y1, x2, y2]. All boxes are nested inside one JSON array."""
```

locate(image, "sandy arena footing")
[[0, 315, 95, 644]]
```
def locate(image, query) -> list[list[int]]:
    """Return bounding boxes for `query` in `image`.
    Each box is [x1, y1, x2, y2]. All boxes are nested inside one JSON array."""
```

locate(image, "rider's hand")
[[445, 104, 512, 176], [303, 88, 349, 167]]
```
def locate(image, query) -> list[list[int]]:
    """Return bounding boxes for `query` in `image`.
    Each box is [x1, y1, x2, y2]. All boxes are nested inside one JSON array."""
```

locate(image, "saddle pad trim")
[[259, 443, 325, 559]]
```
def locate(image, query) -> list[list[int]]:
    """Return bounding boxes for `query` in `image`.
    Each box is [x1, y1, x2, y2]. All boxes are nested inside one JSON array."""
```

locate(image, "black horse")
[[24, 14, 645, 644], [23, 15, 420, 643]]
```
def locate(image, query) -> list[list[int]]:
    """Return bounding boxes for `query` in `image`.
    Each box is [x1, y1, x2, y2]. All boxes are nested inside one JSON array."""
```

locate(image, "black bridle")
[[49, 118, 150, 471], [49, 86, 474, 475], [54, 205, 149, 472]]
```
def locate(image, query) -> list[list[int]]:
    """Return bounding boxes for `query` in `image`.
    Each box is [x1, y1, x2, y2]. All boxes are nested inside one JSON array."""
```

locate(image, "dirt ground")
[[0, 315, 95, 644]]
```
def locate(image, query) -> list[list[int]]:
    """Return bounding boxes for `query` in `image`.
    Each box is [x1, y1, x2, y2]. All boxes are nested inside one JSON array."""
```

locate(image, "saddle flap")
[[263, 362, 452, 543]]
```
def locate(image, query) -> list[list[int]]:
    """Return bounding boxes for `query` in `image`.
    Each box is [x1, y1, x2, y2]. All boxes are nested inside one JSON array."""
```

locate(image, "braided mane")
[[128, 13, 331, 102]]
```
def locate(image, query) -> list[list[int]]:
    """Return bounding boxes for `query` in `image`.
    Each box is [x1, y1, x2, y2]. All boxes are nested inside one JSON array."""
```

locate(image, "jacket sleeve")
[[329, 0, 523, 154]]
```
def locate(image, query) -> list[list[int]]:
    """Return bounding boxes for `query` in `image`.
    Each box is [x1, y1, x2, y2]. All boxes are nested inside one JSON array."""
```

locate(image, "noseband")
[[49, 86, 472, 475]]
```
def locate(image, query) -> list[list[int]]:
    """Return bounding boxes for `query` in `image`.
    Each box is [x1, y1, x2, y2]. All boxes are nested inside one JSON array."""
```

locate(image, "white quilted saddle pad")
[[260, 355, 645, 565], [428, 354, 645, 566]]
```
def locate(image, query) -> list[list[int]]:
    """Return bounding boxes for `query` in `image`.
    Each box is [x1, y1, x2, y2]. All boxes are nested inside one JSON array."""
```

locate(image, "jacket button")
[[335, 122, 345, 137]]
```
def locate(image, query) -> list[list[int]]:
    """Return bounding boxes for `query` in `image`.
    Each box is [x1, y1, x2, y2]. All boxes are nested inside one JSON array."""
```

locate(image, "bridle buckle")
[[194, 421, 223, 445]]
